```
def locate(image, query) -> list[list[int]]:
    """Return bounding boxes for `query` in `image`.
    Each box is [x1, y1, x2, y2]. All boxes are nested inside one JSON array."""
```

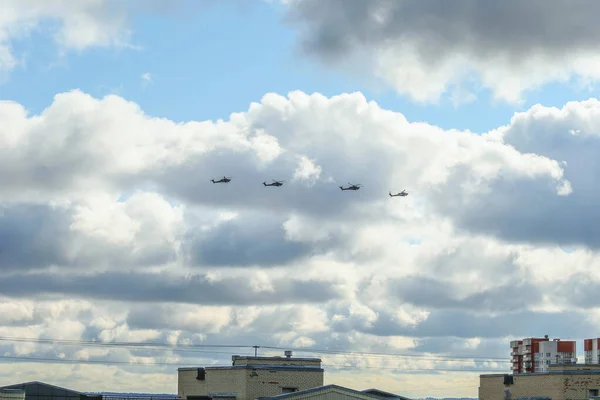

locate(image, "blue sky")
[[2, 1, 596, 133], [3, 1, 600, 397]]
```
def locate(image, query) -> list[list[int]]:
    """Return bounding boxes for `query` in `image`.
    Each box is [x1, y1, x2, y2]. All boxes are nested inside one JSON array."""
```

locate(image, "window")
[[281, 388, 298, 394], [589, 389, 599, 396]]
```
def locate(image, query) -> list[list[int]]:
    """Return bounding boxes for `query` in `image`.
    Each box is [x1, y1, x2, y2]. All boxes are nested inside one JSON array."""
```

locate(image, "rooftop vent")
[[284, 350, 293, 358]]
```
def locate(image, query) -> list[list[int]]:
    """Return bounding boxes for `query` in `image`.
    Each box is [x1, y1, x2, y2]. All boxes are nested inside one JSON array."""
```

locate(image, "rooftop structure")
[[177, 351, 324, 400]]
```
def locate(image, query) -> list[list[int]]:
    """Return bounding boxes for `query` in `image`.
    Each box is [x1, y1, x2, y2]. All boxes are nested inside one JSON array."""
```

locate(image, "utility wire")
[[0, 354, 507, 373], [260, 345, 510, 362], [0, 336, 509, 363]]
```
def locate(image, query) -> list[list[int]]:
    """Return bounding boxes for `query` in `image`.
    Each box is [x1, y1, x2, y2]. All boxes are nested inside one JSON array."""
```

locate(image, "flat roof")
[[232, 356, 321, 362], [178, 365, 324, 372]]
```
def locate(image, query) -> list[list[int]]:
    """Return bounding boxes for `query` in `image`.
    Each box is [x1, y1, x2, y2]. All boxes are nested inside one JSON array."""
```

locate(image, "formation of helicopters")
[[210, 176, 409, 197]]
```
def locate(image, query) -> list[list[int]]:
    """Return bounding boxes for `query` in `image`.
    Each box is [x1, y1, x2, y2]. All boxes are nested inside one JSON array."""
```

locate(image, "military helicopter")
[[389, 190, 408, 197], [211, 176, 231, 183], [263, 180, 284, 187], [340, 183, 361, 191]]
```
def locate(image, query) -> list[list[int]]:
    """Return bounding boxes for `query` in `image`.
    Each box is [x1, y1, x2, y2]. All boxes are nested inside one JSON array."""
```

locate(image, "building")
[[178, 351, 324, 400], [0, 389, 25, 400], [511, 337, 549, 374], [510, 336, 576, 374], [586, 339, 600, 365], [510, 339, 524, 374], [0, 382, 102, 400], [479, 363, 600, 399], [536, 339, 576, 372], [257, 384, 412, 400]]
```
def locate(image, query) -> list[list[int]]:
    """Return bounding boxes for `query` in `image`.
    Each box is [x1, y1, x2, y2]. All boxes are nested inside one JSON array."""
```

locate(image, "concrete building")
[[178, 352, 324, 400], [479, 363, 600, 399], [257, 385, 411, 400], [510, 336, 576, 374], [586, 339, 600, 365], [0, 382, 102, 400], [536, 339, 577, 373]]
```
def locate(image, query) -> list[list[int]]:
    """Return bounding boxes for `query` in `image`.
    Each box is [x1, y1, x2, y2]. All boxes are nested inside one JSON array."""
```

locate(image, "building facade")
[[511, 337, 549, 374], [479, 364, 600, 400], [536, 339, 576, 373], [586, 339, 600, 365], [178, 352, 324, 400], [510, 336, 576, 374], [0, 389, 25, 400]]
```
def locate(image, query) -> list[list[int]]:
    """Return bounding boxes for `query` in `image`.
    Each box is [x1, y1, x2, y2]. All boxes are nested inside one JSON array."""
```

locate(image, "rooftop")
[[257, 385, 411, 400], [178, 365, 324, 372]]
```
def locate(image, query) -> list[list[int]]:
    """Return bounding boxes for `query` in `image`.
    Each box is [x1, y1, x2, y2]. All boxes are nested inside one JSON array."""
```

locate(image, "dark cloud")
[[0, 203, 176, 270], [389, 275, 542, 312], [183, 213, 316, 267], [285, 0, 600, 64], [0, 204, 70, 270], [0, 271, 342, 305], [362, 309, 596, 339], [428, 163, 586, 247]]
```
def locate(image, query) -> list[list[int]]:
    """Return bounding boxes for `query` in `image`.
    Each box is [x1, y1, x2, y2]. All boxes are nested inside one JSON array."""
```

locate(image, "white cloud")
[[2, 89, 600, 397], [0, 0, 133, 75], [141, 72, 152, 87]]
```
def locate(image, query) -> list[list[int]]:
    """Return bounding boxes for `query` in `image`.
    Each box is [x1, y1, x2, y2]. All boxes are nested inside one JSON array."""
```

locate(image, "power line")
[[260, 345, 510, 362], [0, 354, 507, 373], [0, 337, 253, 356], [0, 336, 510, 363]]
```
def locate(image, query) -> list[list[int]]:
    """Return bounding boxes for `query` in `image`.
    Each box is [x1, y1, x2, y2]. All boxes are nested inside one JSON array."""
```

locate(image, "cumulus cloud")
[[2, 88, 600, 397], [284, 0, 600, 103], [0, 0, 132, 74]]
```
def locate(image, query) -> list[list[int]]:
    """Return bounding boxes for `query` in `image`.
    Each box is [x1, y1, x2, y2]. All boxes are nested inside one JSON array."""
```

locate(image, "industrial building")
[[0, 382, 102, 400], [586, 338, 600, 365], [479, 363, 600, 399], [510, 336, 576, 374], [178, 351, 324, 400], [257, 385, 411, 400], [0, 389, 25, 400]]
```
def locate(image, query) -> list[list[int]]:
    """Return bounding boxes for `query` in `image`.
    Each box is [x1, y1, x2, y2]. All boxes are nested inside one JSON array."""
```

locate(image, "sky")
[[1, 0, 600, 398]]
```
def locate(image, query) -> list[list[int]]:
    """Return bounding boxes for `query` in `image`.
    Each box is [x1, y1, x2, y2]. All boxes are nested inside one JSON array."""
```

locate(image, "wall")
[[178, 368, 324, 400], [244, 369, 324, 400], [0, 391, 25, 400], [479, 373, 600, 400], [178, 369, 246, 399]]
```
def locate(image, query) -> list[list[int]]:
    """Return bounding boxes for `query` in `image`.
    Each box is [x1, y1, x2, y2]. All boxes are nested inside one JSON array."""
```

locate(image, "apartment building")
[[536, 339, 577, 372], [586, 338, 600, 364], [178, 351, 324, 400], [510, 336, 576, 373], [511, 337, 549, 373]]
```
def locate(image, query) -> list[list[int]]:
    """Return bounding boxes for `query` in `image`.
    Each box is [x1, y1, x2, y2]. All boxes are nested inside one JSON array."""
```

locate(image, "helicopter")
[[211, 176, 231, 183], [340, 183, 361, 191], [263, 180, 284, 187], [389, 190, 408, 197]]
